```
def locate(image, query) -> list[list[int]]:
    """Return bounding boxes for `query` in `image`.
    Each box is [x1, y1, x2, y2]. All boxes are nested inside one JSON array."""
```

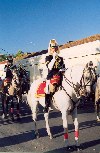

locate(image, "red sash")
[[4, 78, 12, 83]]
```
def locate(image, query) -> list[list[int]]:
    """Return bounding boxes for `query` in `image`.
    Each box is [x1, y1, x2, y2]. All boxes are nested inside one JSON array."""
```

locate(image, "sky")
[[0, 0, 100, 55]]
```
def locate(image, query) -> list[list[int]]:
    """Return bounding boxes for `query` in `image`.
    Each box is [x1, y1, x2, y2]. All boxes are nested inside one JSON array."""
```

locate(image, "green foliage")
[[0, 54, 7, 62], [15, 50, 24, 58]]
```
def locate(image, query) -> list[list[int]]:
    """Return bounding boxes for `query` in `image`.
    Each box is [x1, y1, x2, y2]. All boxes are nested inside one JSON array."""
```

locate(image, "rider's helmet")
[[89, 61, 93, 67], [6, 54, 13, 66], [48, 39, 60, 54]]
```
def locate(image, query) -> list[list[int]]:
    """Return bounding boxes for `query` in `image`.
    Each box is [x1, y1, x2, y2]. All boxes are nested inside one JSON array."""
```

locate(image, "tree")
[[15, 50, 24, 59], [0, 54, 7, 62], [15, 50, 24, 58]]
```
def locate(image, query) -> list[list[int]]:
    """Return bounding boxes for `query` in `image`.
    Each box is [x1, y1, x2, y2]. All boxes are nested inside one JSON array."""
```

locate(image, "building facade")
[[15, 34, 100, 83]]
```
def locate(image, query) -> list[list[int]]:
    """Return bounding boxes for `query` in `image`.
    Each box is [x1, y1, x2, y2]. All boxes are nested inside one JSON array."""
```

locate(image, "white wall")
[[59, 40, 100, 67], [0, 64, 6, 79]]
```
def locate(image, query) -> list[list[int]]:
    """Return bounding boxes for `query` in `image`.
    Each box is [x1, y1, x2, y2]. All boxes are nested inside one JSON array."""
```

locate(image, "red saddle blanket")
[[35, 75, 60, 98]]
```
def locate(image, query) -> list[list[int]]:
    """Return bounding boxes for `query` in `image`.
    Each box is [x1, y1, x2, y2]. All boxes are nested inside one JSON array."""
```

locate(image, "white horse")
[[27, 65, 84, 150]]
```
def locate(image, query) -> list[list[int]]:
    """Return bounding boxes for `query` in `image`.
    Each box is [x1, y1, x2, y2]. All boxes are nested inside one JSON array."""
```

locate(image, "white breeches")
[[45, 80, 50, 94]]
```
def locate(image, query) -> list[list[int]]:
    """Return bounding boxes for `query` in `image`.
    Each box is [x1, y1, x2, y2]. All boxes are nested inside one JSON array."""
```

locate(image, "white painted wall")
[[0, 63, 6, 79], [59, 40, 100, 67]]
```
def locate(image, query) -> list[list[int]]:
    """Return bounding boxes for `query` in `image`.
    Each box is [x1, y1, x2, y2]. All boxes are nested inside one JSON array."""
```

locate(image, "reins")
[[61, 73, 82, 110], [63, 74, 84, 97]]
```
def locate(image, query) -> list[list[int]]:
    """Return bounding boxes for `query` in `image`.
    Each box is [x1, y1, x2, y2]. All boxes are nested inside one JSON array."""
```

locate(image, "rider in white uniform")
[[44, 39, 65, 113]]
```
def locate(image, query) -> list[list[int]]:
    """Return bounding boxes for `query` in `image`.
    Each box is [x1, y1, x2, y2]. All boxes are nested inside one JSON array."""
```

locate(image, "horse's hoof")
[[6, 114, 9, 117], [97, 116, 100, 122], [97, 118, 100, 122], [2, 114, 5, 119], [66, 146, 74, 151], [36, 134, 40, 139], [5, 114, 9, 119], [17, 116, 20, 121], [11, 116, 14, 121], [74, 145, 83, 151], [2, 114, 9, 119], [49, 134, 53, 139], [17, 114, 20, 119], [35, 132, 40, 139]]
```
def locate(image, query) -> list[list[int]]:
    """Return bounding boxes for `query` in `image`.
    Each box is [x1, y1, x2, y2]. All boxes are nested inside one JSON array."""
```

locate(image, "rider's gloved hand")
[[48, 52, 58, 70]]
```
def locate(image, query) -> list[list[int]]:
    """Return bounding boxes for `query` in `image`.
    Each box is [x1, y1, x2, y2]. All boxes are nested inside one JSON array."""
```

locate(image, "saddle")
[[35, 75, 60, 98]]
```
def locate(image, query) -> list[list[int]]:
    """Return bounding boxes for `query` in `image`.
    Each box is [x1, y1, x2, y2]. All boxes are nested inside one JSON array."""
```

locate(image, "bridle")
[[81, 67, 96, 88]]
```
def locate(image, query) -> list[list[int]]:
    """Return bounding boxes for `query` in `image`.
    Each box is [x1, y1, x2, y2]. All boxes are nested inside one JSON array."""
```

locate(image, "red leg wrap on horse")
[[75, 131, 79, 138], [64, 133, 68, 139]]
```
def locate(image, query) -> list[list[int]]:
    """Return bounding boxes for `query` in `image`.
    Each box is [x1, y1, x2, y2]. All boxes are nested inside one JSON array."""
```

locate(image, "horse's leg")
[[61, 110, 69, 147], [16, 97, 20, 120], [96, 103, 100, 121], [44, 112, 53, 139], [15, 95, 21, 120], [1, 94, 9, 118], [71, 107, 81, 150], [10, 96, 14, 121], [1, 94, 7, 118], [1, 94, 5, 117], [6, 96, 10, 117], [31, 101, 39, 138]]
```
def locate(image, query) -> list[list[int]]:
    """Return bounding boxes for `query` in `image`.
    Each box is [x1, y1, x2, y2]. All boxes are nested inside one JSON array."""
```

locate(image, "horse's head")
[[81, 67, 96, 97], [72, 82, 87, 99]]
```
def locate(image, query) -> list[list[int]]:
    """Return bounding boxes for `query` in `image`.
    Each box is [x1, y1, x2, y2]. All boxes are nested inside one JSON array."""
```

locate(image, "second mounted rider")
[[4, 55, 14, 84], [2, 55, 14, 101], [18, 64, 29, 94], [6, 54, 13, 67]]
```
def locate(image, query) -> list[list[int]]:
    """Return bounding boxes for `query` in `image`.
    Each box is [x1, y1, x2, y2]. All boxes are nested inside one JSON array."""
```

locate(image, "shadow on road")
[[0, 130, 35, 147], [44, 138, 100, 153]]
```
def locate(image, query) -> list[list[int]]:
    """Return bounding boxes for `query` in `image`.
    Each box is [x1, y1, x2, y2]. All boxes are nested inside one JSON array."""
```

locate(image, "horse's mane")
[[62, 65, 84, 87]]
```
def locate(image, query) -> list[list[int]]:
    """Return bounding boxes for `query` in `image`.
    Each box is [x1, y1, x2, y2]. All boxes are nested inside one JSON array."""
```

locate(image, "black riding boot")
[[44, 94, 51, 113]]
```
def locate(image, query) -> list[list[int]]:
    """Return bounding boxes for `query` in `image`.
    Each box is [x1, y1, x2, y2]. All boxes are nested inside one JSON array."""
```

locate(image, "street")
[[0, 96, 100, 153]]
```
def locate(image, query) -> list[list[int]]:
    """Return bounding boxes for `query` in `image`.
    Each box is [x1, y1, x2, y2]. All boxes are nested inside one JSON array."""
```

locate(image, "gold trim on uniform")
[[54, 56, 61, 69]]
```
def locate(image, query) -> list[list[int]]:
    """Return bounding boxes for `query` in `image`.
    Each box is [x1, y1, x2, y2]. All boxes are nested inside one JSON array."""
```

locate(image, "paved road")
[[0, 96, 100, 153]]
